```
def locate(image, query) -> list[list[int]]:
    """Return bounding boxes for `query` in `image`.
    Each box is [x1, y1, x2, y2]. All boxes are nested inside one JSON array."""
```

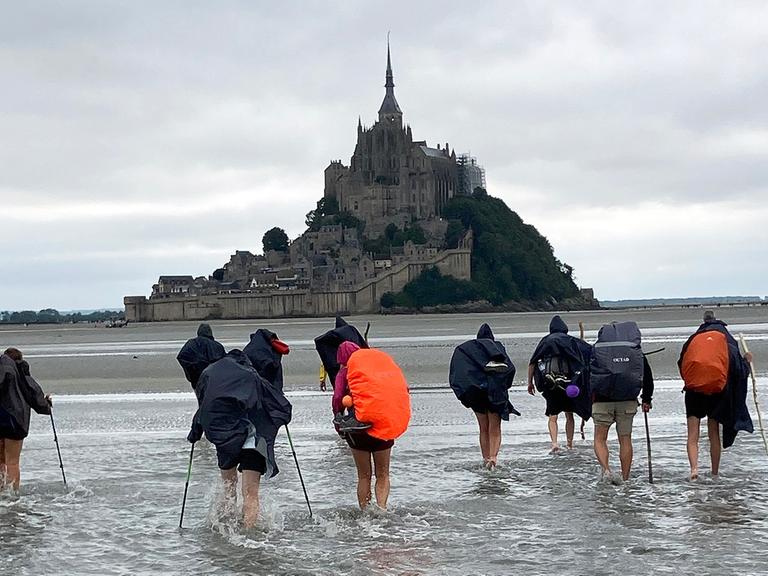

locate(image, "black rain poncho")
[[188, 350, 292, 477], [449, 324, 520, 420], [314, 317, 368, 385], [176, 324, 226, 391], [678, 320, 753, 448], [0, 355, 50, 440], [243, 329, 285, 391], [529, 316, 592, 421]]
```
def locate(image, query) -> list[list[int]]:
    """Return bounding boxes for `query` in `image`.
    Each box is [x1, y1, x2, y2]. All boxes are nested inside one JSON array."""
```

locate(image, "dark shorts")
[[345, 432, 394, 453], [543, 389, 572, 416], [685, 390, 723, 420], [0, 407, 24, 440], [218, 448, 267, 474]]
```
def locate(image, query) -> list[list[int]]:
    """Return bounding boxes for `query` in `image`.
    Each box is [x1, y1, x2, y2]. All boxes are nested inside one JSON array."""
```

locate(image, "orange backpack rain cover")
[[347, 348, 411, 440], [681, 331, 729, 394]]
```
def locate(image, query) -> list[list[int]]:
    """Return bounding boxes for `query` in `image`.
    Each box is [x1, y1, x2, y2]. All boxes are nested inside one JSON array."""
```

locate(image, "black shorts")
[[345, 432, 394, 453], [543, 389, 572, 416], [685, 390, 723, 420], [218, 448, 267, 474]]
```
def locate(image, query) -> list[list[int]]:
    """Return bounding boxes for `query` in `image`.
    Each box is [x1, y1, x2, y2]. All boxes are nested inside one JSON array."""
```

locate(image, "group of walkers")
[[451, 311, 755, 484], [0, 310, 757, 528]]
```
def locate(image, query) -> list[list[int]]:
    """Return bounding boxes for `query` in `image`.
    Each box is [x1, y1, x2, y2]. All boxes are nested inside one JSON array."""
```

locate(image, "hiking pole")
[[285, 425, 312, 518], [49, 410, 67, 488], [578, 321, 586, 440], [739, 335, 768, 457], [643, 347, 666, 357], [643, 410, 654, 484], [364, 322, 371, 346], [179, 442, 195, 529]]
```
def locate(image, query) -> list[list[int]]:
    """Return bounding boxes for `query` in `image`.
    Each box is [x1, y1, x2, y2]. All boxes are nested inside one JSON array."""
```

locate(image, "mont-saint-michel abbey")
[[125, 47, 485, 321]]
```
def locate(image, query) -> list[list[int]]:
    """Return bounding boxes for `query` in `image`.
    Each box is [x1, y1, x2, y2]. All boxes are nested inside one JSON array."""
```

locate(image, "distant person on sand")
[[589, 322, 653, 484], [177, 323, 226, 392], [449, 324, 519, 469], [187, 349, 292, 528], [0, 348, 52, 491], [679, 311, 754, 480], [334, 342, 410, 511], [528, 316, 592, 453]]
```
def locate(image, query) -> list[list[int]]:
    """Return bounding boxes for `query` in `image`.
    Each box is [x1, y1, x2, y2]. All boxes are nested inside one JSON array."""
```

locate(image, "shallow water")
[[5, 386, 768, 576], [3, 309, 768, 575]]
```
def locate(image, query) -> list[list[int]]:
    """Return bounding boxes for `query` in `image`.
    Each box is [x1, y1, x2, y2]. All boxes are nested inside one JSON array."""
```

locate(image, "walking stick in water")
[[285, 425, 313, 518], [49, 410, 67, 488], [643, 410, 654, 484], [578, 321, 586, 440], [739, 335, 768, 457], [364, 322, 371, 346], [179, 442, 195, 529]]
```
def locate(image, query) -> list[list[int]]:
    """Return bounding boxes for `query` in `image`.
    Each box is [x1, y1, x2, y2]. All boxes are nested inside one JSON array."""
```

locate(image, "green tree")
[[262, 227, 289, 253]]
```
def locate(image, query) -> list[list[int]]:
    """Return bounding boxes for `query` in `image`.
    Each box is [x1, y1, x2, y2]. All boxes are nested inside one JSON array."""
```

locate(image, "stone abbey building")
[[125, 47, 477, 321]]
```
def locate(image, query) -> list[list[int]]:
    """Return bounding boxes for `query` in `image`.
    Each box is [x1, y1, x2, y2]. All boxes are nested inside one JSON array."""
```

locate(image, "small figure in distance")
[[528, 316, 592, 454], [679, 311, 754, 480], [589, 322, 653, 484], [177, 323, 226, 392], [449, 323, 519, 469], [0, 348, 52, 492]]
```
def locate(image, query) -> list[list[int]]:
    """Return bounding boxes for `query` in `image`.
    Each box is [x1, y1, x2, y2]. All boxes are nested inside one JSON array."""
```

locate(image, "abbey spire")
[[378, 40, 402, 121]]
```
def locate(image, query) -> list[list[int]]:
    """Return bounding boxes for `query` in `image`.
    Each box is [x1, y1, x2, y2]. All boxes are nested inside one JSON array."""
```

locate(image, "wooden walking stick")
[[739, 334, 768, 457], [644, 410, 654, 483]]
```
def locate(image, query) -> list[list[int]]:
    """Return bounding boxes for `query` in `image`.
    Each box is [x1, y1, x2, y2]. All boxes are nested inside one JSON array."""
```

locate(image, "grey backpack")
[[590, 321, 644, 401]]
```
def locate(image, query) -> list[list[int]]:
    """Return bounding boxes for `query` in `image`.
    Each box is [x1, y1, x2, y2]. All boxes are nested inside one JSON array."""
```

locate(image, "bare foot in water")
[[549, 445, 561, 455], [690, 469, 699, 481]]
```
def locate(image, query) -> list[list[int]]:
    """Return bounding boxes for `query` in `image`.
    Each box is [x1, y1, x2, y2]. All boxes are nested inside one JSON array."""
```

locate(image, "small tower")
[[378, 40, 402, 126]]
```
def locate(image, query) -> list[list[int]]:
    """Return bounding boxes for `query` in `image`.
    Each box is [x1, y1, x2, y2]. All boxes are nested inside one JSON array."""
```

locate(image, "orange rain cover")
[[347, 348, 411, 440], [681, 331, 729, 394]]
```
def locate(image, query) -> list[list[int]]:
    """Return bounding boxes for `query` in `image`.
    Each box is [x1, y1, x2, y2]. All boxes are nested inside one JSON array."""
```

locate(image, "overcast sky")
[[2, 1, 766, 310]]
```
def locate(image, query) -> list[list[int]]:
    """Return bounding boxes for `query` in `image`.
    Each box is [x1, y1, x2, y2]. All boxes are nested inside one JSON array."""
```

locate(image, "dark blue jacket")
[[177, 329, 226, 391], [314, 317, 368, 385]]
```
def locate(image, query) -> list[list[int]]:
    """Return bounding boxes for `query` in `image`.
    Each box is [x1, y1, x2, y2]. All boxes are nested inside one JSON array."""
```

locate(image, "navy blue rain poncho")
[[243, 329, 285, 391], [449, 324, 520, 420], [0, 355, 50, 440], [176, 323, 226, 391], [529, 315, 593, 421], [678, 319, 753, 448], [188, 350, 292, 477], [314, 317, 368, 385]]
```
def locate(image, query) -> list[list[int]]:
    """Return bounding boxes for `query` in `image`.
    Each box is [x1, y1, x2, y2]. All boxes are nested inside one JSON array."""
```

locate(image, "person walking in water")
[[187, 349, 292, 528], [679, 311, 754, 480], [589, 322, 653, 483], [528, 316, 592, 453], [449, 324, 519, 469], [334, 341, 410, 511], [0, 348, 52, 491], [177, 323, 226, 392]]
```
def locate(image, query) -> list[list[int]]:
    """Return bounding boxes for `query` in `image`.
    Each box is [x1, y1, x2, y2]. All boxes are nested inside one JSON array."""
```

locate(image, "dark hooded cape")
[[449, 324, 520, 420], [188, 350, 292, 477], [678, 320, 753, 448], [314, 317, 368, 385], [244, 329, 285, 391], [0, 355, 50, 439], [529, 316, 592, 420], [177, 332, 226, 391]]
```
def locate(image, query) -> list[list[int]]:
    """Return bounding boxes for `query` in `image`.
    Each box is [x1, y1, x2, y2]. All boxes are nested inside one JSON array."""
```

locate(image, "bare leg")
[[3, 439, 23, 491], [708, 418, 721, 476], [475, 412, 490, 464], [565, 412, 575, 448], [219, 467, 238, 517], [548, 415, 560, 452], [241, 470, 262, 528], [686, 416, 701, 480], [593, 425, 611, 476], [351, 448, 372, 510], [0, 438, 6, 489], [372, 448, 391, 510], [618, 434, 633, 481], [487, 412, 502, 466]]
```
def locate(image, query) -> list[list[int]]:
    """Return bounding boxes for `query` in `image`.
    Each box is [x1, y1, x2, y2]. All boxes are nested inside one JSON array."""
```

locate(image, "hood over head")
[[337, 341, 361, 365], [476, 323, 495, 340], [335, 316, 349, 329], [197, 323, 214, 339], [549, 315, 569, 334]]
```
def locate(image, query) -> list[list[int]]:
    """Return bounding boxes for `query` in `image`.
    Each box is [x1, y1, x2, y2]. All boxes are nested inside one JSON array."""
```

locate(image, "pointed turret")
[[378, 40, 402, 121]]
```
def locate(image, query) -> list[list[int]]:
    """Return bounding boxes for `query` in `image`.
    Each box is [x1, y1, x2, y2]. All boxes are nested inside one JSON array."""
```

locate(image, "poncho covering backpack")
[[680, 331, 729, 395], [590, 321, 644, 401], [346, 348, 411, 441]]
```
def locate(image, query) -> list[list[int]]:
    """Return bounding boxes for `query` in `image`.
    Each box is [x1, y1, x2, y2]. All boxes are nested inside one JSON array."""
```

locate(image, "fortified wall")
[[125, 244, 470, 322]]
